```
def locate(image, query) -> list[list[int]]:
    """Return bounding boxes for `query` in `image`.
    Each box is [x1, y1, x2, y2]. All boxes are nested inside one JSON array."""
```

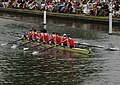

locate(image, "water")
[[0, 13, 120, 85]]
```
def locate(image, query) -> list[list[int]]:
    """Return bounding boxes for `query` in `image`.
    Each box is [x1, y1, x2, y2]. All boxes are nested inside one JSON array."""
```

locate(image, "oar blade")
[[105, 47, 119, 51], [11, 44, 18, 49], [32, 51, 39, 55], [93, 45, 105, 48], [23, 48, 29, 51], [1, 43, 7, 46]]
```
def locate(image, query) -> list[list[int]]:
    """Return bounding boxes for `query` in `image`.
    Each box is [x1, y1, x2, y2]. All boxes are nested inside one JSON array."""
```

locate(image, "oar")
[[32, 45, 56, 55], [34, 41, 65, 53], [31, 43, 61, 55], [75, 42, 119, 51], [32, 42, 46, 48], [34, 38, 55, 48], [23, 41, 44, 51], [32, 38, 70, 55], [23, 38, 55, 51], [41, 45, 56, 52], [40, 38, 71, 52], [17, 40, 32, 48], [1, 38, 22, 46]]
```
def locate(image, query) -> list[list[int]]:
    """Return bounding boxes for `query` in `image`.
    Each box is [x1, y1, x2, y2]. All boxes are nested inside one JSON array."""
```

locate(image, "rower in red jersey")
[[61, 34, 68, 46], [67, 35, 74, 48], [49, 32, 56, 44], [27, 28, 33, 40], [49, 32, 61, 45], [43, 29, 49, 43], [33, 29, 38, 41], [55, 33, 61, 45], [38, 29, 49, 43], [38, 29, 44, 43]]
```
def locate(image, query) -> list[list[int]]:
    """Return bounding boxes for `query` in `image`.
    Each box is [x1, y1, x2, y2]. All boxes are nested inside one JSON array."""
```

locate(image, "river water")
[[0, 13, 120, 85]]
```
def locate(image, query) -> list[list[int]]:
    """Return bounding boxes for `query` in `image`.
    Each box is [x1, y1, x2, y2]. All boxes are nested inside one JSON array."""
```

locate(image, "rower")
[[49, 32, 56, 44], [38, 29, 44, 43], [61, 34, 74, 48], [56, 33, 61, 45], [67, 35, 74, 48], [33, 29, 39, 41], [27, 27, 33, 40], [49, 32, 61, 45], [61, 33, 68, 46], [43, 29, 49, 43], [38, 29, 49, 43]]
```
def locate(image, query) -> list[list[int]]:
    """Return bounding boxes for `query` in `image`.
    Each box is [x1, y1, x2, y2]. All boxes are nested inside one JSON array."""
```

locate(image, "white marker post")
[[44, 24, 46, 29], [109, 13, 112, 34], [43, 11, 46, 25], [109, 2, 112, 34]]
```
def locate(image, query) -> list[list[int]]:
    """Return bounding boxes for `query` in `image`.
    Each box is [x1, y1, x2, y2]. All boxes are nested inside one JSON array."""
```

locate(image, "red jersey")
[[38, 32, 44, 42], [43, 33, 49, 43], [61, 36, 67, 45], [49, 34, 56, 44], [33, 32, 38, 40], [27, 31, 33, 40], [68, 37, 74, 46], [56, 34, 61, 44]]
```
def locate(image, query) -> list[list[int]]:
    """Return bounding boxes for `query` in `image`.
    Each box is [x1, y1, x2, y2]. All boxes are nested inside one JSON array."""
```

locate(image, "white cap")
[[63, 34, 66, 36]]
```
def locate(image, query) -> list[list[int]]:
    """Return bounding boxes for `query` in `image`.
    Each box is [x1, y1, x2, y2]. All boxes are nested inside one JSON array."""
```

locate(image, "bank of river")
[[0, 7, 120, 26]]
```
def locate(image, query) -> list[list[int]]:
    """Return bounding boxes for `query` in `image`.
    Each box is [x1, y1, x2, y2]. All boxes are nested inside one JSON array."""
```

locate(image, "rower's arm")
[[39, 35, 43, 40], [61, 39, 67, 43]]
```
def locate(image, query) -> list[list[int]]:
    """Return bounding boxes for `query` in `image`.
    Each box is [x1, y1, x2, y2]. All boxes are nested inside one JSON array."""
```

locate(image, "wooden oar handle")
[[5, 39, 22, 45]]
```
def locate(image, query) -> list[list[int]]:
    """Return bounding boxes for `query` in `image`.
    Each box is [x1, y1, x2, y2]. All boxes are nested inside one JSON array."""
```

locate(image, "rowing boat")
[[40, 44, 90, 55], [19, 40, 90, 55]]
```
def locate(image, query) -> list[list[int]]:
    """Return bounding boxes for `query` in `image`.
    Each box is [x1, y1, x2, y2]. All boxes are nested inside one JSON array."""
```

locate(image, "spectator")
[[113, 1, 120, 17], [3, 0, 120, 17]]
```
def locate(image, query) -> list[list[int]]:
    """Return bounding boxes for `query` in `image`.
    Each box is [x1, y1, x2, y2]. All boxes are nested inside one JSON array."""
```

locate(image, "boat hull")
[[43, 44, 90, 55]]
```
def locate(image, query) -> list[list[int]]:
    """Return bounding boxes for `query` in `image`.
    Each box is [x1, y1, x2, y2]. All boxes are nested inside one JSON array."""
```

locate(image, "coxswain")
[[27, 28, 33, 40], [67, 35, 74, 48]]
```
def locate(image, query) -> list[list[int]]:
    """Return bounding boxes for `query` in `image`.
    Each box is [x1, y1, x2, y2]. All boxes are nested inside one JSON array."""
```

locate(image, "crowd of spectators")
[[0, 0, 120, 17]]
